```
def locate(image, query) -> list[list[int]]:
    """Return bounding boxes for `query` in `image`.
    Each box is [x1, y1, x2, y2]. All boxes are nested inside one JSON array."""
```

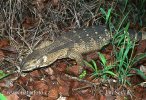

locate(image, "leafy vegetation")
[[79, 70, 87, 79], [112, 23, 146, 85], [83, 23, 146, 85], [0, 70, 9, 80], [82, 2, 146, 85], [0, 93, 7, 100], [100, 7, 112, 25], [83, 53, 117, 80]]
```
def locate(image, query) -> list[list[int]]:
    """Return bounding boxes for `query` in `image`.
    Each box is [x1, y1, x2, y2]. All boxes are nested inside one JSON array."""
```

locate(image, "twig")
[[64, 74, 99, 87]]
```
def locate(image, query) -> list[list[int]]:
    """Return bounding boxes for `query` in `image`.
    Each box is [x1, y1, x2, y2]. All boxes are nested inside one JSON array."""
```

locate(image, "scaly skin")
[[21, 25, 144, 71]]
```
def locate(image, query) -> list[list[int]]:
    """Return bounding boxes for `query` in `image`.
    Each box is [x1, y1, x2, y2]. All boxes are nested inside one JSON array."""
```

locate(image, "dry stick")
[[31, 20, 53, 49], [30, 15, 43, 49], [64, 74, 100, 89], [64, 74, 100, 95], [17, 28, 33, 52], [73, 7, 80, 28], [65, 74, 99, 86], [73, 85, 93, 91]]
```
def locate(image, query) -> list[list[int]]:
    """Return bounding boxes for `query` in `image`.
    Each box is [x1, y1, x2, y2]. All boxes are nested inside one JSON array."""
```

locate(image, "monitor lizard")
[[21, 25, 145, 72]]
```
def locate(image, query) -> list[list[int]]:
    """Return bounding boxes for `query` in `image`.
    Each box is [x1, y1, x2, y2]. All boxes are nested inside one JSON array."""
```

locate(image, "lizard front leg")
[[67, 49, 84, 73]]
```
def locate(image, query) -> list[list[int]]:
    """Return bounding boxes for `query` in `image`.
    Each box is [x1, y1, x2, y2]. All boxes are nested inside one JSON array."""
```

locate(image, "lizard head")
[[21, 55, 49, 71]]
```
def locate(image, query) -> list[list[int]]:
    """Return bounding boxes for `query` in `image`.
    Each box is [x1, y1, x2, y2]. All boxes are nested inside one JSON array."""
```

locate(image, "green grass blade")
[[92, 72, 99, 77], [131, 53, 146, 65], [100, 8, 106, 17], [0, 70, 10, 80], [91, 60, 98, 73], [132, 68, 146, 80], [126, 73, 135, 77], [83, 60, 95, 70], [123, 0, 129, 13], [98, 52, 107, 66], [124, 22, 130, 33], [104, 71, 117, 77], [117, 11, 131, 32], [106, 8, 112, 24], [126, 80, 131, 86], [116, 34, 126, 46]]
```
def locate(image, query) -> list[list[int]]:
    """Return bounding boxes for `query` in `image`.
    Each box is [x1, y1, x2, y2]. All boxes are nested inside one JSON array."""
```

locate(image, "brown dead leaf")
[[33, 81, 49, 93], [32, 0, 49, 11], [103, 53, 111, 61], [105, 95, 116, 100], [70, 81, 79, 89], [58, 85, 70, 96], [135, 40, 146, 54], [48, 87, 59, 99], [66, 96, 76, 100], [85, 51, 98, 61], [0, 81, 7, 87], [0, 39, 9, 48], [29, 70, 40, 78], [100, 95, 106, 100], [49, 74, 57, 81], [74, 94, 84, 100], [57, 77, 68, 86], [0, 50, 5, 61], [51, 0, 59, 7], [73, 90, 96, 100], [45, 67, 54, 75], [1, 46, 17, 54], [133, 40, 146, 65], [56, 62, 67, 72], [30, 95, 48, 100], [22, 17, 38, 29], [17, 76, 29, 85], [5, 94, 19, 100], [67, 65, 81, 76], [116, 96, 125, 100], [134, 86, 146, 99]]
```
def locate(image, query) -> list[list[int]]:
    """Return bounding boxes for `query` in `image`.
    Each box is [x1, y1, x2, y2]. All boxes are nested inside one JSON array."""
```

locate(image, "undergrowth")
[[81, 3, 146, 85], [83, 21, 146, 85]]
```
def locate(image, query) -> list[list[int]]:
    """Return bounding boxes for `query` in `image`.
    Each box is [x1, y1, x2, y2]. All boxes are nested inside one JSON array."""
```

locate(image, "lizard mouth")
[[21, 61, 41, 71], [21, 60, 50, 72], [21, 65, 37, 72]]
